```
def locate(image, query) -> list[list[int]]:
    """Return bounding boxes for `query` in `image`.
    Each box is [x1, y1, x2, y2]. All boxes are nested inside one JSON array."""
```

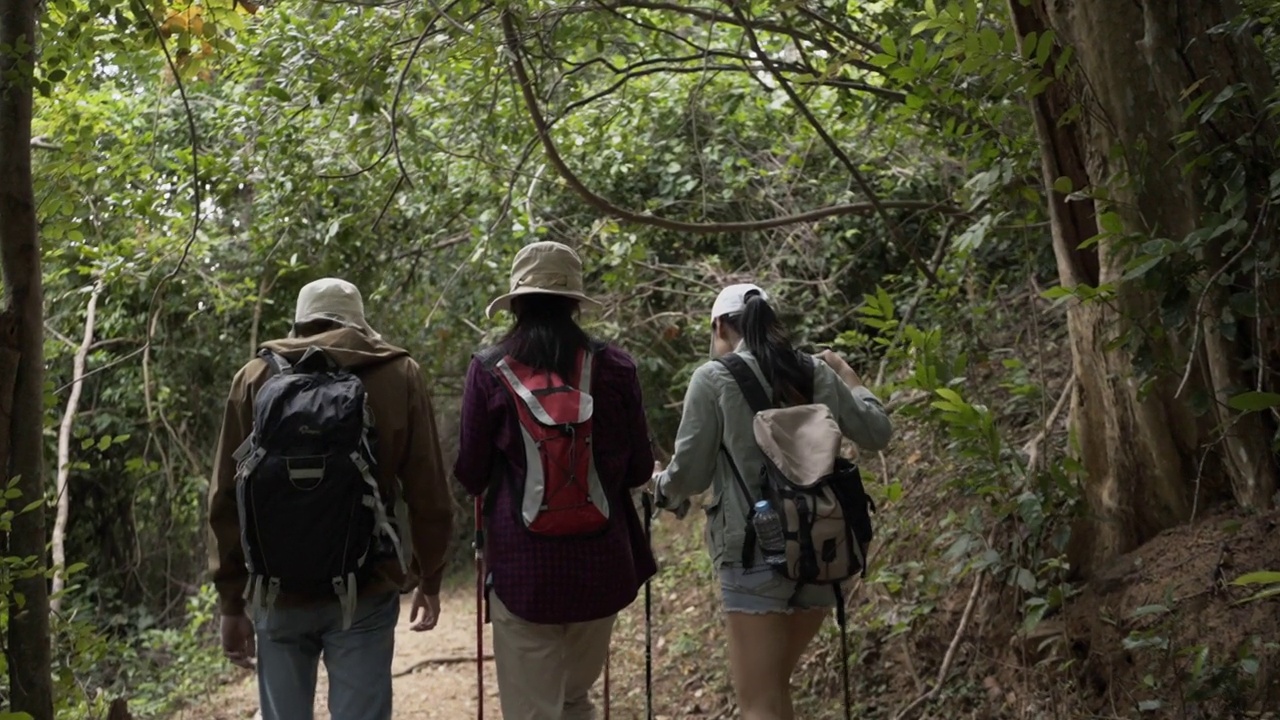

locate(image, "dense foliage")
[[2, 0, 1277, 717]]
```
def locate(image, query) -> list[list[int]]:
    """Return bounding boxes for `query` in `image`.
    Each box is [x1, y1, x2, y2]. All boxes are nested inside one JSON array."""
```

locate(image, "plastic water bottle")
[[753, 500, 787, 567]]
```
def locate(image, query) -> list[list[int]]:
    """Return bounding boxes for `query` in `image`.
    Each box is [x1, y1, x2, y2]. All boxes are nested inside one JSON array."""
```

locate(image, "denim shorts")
[[718, 565, 839, 614]]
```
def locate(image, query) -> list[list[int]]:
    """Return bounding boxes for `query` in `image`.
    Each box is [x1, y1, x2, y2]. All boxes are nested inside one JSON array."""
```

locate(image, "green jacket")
[[656, 349, 892, 567]]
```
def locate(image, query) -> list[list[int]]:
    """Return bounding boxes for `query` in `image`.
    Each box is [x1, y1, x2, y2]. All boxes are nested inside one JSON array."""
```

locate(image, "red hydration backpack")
[[490, 347, 610, 536]]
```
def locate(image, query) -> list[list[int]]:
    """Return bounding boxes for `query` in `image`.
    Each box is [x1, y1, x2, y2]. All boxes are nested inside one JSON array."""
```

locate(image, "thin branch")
[[794, 6, 885, 56], [392, 654, 495, 678], [50, 279, 103, 613], [600, 1, 847, 59], [893, 571, 985, 720], [389, 16, 443, 190], [424, 0, 473, 36], [1175, 218, 1261, 398], [53, 347, 146, 394], [501, 11, 960, 235], [1022, 375, 1076, 474], [372, 174, 406, 231], [318, 137, 393, 179], [136, 0, 202, 323], [730, 1, 940, 284]]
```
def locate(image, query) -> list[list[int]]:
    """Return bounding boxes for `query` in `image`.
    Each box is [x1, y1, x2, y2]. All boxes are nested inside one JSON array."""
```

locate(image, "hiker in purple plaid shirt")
[[453, 241, 657, 720]]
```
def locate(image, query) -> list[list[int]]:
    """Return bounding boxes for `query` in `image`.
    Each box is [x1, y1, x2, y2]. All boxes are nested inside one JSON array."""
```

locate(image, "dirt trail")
[[189, 589, 500, 720]]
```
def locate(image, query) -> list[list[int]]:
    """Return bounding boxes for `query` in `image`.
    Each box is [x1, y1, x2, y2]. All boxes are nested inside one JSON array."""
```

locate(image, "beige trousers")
[[490, 593, 617, 720]]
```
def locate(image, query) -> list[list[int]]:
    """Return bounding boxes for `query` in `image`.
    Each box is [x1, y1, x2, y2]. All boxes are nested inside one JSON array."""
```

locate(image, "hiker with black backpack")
[[208, 278, 454, 720], [454, 241, 658, 720], [652, 283, 893, 720]]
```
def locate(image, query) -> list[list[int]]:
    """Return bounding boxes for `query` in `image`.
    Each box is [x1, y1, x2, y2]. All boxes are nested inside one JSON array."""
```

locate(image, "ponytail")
[[726, 291, 812, 405]]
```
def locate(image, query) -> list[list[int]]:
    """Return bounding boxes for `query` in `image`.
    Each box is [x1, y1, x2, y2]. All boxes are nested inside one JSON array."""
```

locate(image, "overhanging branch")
[[501, 11, 960, 235], [730, 1, 941, 283]]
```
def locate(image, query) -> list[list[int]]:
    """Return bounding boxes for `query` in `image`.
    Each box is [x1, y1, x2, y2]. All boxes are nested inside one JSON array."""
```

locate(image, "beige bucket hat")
[[293, 277, 381, 339], [485, 241, 602, 318]]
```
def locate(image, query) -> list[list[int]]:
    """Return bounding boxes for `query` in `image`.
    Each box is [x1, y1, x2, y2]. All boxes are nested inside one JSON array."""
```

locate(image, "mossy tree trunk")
[[1, 0, 54, 714], [1010, 0, 1279, 574]]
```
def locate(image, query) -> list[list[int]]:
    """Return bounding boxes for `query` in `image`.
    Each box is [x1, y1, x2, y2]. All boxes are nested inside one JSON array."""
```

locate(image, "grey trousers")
[[252, 591, 399, 720]]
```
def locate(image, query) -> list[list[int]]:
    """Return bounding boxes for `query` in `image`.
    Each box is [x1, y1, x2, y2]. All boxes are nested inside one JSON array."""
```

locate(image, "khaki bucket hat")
[[293, 277, 381, 339], [485, 241, 602, 318]]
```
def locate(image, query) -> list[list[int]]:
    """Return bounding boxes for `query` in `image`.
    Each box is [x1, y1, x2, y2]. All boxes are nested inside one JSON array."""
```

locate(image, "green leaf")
[[1052, 176, 1072, 194], [1023, 597, 1048, 632], [1098, 211, 1124, 234], [1130, 603, 1170, 618], [1014, 567, 1036, 592], [1227, 392, 1280, 413], [1035, 30, 1055, 65], [1123, 255, 1163, 280], [885, 482, 903, 503], [1021, 31, 1038, 59], [1230, 570, 1280, 586], [935, 387, 964, 404]]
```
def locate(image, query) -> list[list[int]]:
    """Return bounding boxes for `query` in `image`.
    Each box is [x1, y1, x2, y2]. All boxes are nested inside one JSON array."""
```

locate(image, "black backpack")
[[233, 347, 407, 629]]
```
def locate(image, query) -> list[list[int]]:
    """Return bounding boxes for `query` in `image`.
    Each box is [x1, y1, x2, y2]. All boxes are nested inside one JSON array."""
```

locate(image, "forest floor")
[[173, 502, 1280, 720], [182, 590, 500, 720]]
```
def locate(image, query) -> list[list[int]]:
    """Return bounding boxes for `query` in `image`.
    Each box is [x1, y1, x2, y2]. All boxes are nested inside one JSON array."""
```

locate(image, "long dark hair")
[[500, 294, 590, 380], [720, 291, 812, 405]]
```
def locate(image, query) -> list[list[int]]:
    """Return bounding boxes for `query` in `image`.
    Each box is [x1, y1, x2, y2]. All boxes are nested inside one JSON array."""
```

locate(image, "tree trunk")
[[50, 279, 103, 612], [1, 0, 53, 712], [1012, 0, 1280, 575]]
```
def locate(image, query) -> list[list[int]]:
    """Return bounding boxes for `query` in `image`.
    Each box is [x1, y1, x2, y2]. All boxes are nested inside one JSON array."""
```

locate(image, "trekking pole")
[[603, 653, 611, 720], [641, 490, 654, 720], [474, 495, 485, 720]]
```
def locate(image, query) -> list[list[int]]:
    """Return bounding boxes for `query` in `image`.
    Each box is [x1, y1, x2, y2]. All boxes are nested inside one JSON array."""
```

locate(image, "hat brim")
[[294, 312, 381, 340], [485, 288, 603, 319]]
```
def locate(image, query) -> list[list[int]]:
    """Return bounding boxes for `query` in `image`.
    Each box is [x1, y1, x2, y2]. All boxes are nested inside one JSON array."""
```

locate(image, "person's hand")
[[817, 348, 865, 388], [221, 613, 256, 670], [409, 588, 440, 632], [649, 461, 690, 519]]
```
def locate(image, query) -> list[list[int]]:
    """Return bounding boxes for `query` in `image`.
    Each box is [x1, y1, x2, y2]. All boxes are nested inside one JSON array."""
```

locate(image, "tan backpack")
[[716, 354, 875, 584]]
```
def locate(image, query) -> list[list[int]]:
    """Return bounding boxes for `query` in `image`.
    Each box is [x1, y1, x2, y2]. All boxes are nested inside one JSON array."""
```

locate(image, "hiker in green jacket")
[[653, 283, 892, 720]]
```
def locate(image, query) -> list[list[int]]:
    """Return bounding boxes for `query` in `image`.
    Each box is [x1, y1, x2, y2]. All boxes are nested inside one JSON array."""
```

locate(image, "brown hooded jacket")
[[207, 327, 452, 616]]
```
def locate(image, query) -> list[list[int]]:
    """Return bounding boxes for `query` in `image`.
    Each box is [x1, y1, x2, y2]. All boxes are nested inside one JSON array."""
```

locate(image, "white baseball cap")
[[710, 282, 769, 322]]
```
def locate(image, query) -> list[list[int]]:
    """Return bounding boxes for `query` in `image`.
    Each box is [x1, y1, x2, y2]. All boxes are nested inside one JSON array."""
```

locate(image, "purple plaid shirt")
[[454, 343, 657, 624]]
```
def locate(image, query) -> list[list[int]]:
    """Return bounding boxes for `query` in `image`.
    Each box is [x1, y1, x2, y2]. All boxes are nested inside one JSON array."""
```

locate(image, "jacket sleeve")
[[655, 362, 722, 507], [621, 355, 656, 490], [207, 364, 255, 616], [399, 361, 454, 596], [817, 362, 893, 451], [452, 357, 495, 497]]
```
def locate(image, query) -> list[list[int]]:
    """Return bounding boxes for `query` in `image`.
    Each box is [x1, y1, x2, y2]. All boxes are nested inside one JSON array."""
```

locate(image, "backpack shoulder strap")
[[575, 345, 595, 391], [715, 354, 773, 413], [257, 348, 292, 376], [720, 444, 759, 569], [475, 345, 505, 370], [802, 352, 818, 403]]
